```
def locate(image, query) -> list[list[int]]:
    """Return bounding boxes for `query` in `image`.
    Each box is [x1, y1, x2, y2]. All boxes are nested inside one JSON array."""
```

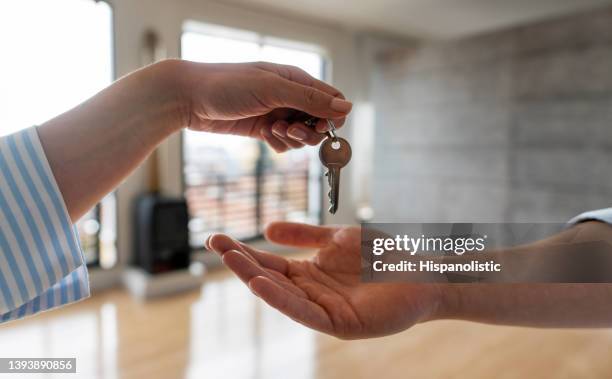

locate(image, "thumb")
[[265, 221, 336, 248], [269, 77, 352, 118]]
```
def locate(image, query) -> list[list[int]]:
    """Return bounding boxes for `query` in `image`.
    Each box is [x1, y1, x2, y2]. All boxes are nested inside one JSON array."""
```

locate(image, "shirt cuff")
[[0, 127, 89, 321], [567, 207, 612, 226]]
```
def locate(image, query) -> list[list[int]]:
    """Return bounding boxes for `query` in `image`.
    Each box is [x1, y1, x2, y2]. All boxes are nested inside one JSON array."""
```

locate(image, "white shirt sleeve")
[[0, 127, 89, 323], [568, 207, 612, 226]]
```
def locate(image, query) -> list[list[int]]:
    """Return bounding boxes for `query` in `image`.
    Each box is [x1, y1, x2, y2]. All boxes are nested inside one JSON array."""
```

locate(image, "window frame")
[[84, 204, 101, 267], [87, 0, 117, 268]]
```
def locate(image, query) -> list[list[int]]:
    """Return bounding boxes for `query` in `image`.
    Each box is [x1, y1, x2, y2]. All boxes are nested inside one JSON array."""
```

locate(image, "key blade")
[[327, 166, 341, 214]]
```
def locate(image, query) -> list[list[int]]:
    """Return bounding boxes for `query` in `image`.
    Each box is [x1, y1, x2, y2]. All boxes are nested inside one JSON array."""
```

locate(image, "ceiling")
[[218, 0, 612, 39]]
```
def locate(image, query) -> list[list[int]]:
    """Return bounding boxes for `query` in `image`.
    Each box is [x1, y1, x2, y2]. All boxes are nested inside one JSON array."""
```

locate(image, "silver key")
[[320, 135, 352, 214]]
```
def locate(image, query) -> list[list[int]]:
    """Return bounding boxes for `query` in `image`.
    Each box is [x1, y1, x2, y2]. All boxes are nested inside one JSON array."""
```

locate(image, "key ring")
[[302, 117, 338, 142], [326, 119, 339, 142]]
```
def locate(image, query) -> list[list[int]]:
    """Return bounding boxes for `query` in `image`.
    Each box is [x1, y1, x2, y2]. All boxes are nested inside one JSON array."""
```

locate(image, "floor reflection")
[[99, 303, 118, 379], [187, 277, 315, 379], [0, 301, 116, 378], [0, 270, 315, 379], [1, 269, 611, 379]]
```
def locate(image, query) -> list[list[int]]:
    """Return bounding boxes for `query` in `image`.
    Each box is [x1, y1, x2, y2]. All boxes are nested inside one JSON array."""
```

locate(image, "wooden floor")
[[1, 264, 612, 379]]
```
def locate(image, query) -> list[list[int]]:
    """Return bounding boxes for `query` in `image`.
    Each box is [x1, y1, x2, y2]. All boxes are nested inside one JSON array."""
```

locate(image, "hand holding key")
[[180, 61, 352, 152]]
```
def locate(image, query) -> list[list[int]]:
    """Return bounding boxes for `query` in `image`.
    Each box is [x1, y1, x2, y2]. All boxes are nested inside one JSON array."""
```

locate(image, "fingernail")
[[247, 277, 261, 294], [330, 97, 352, 113], [205, 236, 212, 250], [206, 233, 218, 249], [287, 127, 307, 141], [272, 121, 287, 137], [316, 122, 329, 133]]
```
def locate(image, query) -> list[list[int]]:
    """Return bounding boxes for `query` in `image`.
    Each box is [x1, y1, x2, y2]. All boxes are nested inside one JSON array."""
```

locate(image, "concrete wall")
[[370, 6, 612, 223]]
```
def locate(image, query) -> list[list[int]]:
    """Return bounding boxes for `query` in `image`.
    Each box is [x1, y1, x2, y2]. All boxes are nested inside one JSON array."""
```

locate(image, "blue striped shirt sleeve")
[[0, 126, 89, 322]]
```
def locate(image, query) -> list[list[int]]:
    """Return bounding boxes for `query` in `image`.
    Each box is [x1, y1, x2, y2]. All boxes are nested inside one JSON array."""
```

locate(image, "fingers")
[[205, 233, 237, 253], [248, 275, 333, 334], [266, 119, 329, 151], [222, 250, 268, 283], [271, 121, 305, 149], [222, 250, 307, 298], [253, 62, 351, 124], [207, 233, 289, 274], [270, 76, 352, 120], [265, 222, 336, 248], [238, 243, 289, 274], [251, 63, 351, 151], [286, 122, 327, 146], [254, 62, 344, 99], [260, 126, 289, 153], [208, 234, 305, 297], [315, 117, 345, 134]]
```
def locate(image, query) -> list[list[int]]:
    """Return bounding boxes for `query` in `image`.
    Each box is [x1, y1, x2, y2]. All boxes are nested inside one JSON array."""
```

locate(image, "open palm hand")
[[207, 222, 444, 339]]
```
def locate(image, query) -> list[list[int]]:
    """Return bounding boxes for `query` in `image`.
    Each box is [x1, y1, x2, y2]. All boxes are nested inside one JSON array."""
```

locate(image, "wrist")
[[423, 284, 462, 322], [142, 59, 192, 136]]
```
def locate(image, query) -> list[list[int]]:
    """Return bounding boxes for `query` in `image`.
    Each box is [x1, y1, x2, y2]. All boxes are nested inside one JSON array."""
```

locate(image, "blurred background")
[[1, 0, 612, 378]]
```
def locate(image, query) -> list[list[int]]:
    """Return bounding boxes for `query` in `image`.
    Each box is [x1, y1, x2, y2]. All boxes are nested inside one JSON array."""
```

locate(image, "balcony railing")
[[185, 169, 309, 246]]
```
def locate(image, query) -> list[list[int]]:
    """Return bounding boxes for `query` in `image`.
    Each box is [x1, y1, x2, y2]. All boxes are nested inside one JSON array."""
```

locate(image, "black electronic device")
[[133, 194, 190, 274]]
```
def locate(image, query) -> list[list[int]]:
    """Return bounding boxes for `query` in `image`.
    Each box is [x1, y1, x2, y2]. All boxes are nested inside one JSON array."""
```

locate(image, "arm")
[[38, 59, 352, 221], [207, 221, 612, 339], [0, 59, 350, 323], [441, 283, 612, 328], [440, 221, 612, 328]]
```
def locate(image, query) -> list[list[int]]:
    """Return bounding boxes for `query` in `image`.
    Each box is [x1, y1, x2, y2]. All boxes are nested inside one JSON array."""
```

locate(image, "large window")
[[182, 22, 325, 245], [0, 0, 116, 267]]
